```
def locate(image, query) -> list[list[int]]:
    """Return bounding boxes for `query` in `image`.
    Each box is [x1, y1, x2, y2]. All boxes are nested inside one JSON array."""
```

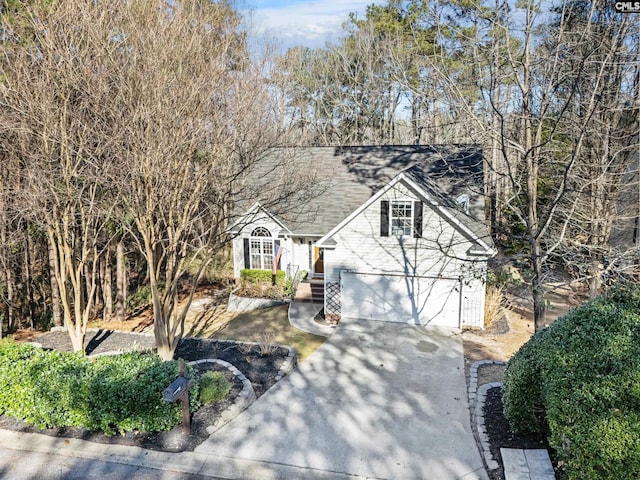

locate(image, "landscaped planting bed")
[[0, 330, 290, 452]]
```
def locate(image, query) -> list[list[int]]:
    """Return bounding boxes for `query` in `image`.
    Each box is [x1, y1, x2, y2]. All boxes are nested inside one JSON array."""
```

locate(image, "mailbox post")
[[162, 358, 193, 433]]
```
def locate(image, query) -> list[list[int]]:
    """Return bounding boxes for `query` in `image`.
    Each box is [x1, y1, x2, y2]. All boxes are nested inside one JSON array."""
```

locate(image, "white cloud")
[[244, 0, 376, 49]]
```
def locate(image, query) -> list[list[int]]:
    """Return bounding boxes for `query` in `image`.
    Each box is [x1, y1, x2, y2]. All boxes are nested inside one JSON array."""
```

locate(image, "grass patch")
[[192, 305, 325, 362], [87, 293, 326, 363]]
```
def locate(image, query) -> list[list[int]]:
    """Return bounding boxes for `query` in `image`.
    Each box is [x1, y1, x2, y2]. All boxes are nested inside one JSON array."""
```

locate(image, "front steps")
[[294, 278, 324, 304]]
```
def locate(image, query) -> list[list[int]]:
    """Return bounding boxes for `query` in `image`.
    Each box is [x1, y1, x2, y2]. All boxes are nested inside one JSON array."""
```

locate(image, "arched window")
[[250, 227, 274, 270], [252, 227, 271, 237]]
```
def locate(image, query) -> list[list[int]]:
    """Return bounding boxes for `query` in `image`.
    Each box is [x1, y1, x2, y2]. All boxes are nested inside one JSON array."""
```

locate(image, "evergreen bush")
[[503, 285, 640, 479], [238, 269, 287, 298], [0, 341, 199, 435]]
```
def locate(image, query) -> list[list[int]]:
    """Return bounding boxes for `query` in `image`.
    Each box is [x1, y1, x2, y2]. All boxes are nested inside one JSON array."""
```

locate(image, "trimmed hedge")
[[503, 285, 640, 479], [0, 340, 200, 435], [240, 269, 285, 285], [238, 269, 293, 298]]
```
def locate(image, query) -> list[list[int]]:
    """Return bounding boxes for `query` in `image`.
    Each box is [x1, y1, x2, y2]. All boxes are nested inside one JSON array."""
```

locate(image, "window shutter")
[[413, 201, 423, 238], [274, 240, 281, 270], [380, 200, 389, 237], [243, 238, 250, 269]]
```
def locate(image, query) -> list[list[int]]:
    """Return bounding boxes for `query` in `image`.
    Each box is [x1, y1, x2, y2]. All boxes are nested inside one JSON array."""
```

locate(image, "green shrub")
[[502, 326, 551, 433], [238, 269, 287, 298], [239, 269, 285, 285], [127, 284, 153, 310], [486, 269, 522, 288], [0, 341, 198, 435], [198, 371, 232, 404], [0, 340, 70, 425], [86, 353, 189, 435], [503, 285, 640, 479], [25, 349, 91, 429], [284, 278, 294, 296]]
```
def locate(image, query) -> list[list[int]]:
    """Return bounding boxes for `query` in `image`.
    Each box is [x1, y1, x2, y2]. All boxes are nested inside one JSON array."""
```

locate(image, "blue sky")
[[242, 0, 382, 49]]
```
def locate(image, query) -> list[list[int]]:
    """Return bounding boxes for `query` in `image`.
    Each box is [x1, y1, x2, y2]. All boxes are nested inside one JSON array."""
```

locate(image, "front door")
[[313, 247, 324, 275]]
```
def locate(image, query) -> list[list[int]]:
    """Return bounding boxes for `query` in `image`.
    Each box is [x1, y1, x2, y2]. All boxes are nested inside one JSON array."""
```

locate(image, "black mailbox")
[[163, 376, 188, 403]]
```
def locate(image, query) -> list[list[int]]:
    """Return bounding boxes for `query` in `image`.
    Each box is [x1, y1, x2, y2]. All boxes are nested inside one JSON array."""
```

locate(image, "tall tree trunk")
[[84, 263, 93, 320], [522, 4, 546, 332], [23, 228, 34, 328], [0, 259, 4, 339], [0, 221, 15, 333], [588, 256, 603, 297], [0, 204, 13, 333], [531, 241, 547, 331], [6, 268, 14, 332], [489, 5, 506, 233], [146, 238, 174, 361], [116, 239, 127, 321], [431, 99, 439, 144], [48, 234, 62, 327], [102, 246, 113, 320], [411, 94, 423, 145]]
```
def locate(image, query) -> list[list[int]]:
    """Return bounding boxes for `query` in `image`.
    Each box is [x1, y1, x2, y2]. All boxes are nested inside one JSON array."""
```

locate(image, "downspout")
[[458, 277, 464, 329]]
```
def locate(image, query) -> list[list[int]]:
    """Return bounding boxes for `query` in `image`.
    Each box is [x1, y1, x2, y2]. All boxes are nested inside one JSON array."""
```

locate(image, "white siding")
[[324, 181, 489, 327], [324, 182, 477, 282], [231, 216, 287, 278]]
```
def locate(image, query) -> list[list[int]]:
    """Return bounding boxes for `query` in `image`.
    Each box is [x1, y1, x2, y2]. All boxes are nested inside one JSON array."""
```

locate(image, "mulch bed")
[[0, 329, 290, 452], [483, 386, 552, 480]]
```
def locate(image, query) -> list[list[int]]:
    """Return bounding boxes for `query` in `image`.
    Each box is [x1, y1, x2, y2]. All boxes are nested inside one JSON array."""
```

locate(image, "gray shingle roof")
[[400, 165, 494, 251], [237, 145, 485, 236]]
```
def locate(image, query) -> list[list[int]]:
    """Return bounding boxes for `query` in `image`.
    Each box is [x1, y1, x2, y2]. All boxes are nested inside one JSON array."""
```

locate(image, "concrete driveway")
[[196, 318, 488, 480]]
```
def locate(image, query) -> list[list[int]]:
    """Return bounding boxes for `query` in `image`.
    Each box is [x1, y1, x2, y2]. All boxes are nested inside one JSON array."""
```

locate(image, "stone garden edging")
[[468, 359, 507, 471], [187, 359, 257, 435]]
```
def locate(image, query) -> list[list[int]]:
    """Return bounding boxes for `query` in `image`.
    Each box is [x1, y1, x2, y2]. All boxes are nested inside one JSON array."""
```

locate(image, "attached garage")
[[340, 272, 462, 327]]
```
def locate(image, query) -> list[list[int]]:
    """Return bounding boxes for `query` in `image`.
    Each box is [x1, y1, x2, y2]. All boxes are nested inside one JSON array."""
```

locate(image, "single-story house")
[[229, 145, 496, 328]]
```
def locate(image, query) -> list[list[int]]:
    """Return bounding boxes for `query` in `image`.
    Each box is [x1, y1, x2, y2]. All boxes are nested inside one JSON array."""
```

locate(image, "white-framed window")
[[390, 200, 413, 237], [249, 227, 274, 270]]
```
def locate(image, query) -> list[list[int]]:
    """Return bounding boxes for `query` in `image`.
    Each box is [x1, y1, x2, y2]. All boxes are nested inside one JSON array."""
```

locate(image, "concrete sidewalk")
[[288, 301, 334, 337], [0, 442, 214, 480], [0, 429, 358, 479]]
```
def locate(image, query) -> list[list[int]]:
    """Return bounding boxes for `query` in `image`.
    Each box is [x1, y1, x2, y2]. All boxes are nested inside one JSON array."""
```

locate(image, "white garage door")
[[341, 272, 461, 327]]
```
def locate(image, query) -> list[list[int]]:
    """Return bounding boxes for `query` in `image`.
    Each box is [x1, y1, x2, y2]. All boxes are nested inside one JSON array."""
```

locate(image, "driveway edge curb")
[[469, 360, 506, 471]]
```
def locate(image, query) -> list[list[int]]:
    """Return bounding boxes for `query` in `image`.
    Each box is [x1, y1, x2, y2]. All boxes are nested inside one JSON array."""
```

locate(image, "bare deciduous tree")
[[101, 0, 280, 360], [421, 0, 639, 330], [1, 1, 125, 351], [0, 0, 293, 359]]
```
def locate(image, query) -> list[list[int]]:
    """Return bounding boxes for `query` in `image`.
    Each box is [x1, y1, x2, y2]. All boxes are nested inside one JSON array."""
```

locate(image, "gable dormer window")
[[391, 200, 413, 237], [380, 200, 423, 238], [456, 194, 470, 214]]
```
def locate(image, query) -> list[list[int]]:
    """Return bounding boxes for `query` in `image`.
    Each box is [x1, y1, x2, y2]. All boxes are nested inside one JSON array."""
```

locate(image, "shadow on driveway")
[[196, 319, 488, 480]]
